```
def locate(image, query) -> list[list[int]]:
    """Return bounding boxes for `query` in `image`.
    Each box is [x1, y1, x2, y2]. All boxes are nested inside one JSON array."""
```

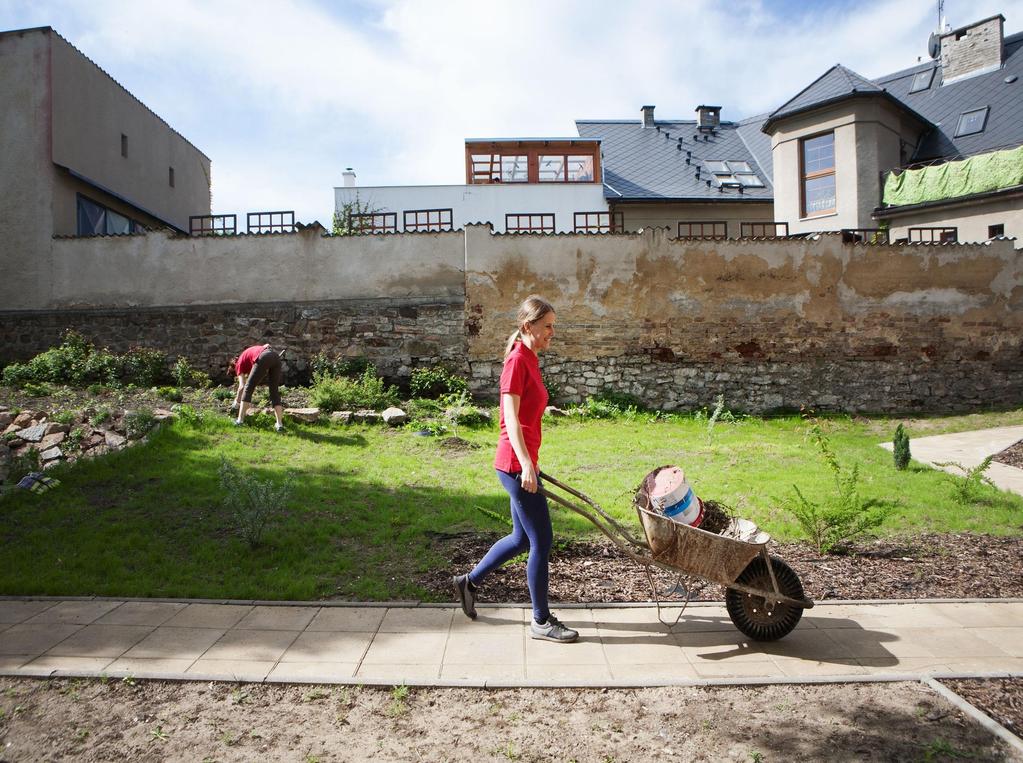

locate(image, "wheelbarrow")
[[539, 471, 814, 641]]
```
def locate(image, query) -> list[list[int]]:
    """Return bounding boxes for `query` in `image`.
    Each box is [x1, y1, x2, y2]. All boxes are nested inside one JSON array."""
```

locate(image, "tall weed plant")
[[218, 457, 293, 548], [309, 368, 399, 412], [935, 456, 997, 504], [784, 419, 895, 553]]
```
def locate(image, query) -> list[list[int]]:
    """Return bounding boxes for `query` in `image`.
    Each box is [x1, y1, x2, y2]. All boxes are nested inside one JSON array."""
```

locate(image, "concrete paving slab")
[[44, 624, 154, 658], [444, 631, 524, 665], [0, 655, 35, 670], [95, 602, 187, 627], [691, 660, 779, 678], [972, 627, 1023, 657], [235, 606, 317, 631], [163, 603, 252, 629], [186, 659, 275, 681], [281, 631, 374, 663], [524, 664, 614, 682], [937, 602, 1023, 628], [122, 627, 225, 660], [361, 631, 448, 664], [24, 655, 114, 673], [105, 657, 196, 676], [23, 600, 121, 626], [306, 608, 384, 632], [0, 600, 57, 624], [355, 663, 440, 681], [378, 608, 453, 632], [441, 663, 525, 681], [772, 657, 866, 677], [608, 662, 700, 681], [0, 623, 82, 655], [203, 629, 299, 662], [267, 662, 358, 682]]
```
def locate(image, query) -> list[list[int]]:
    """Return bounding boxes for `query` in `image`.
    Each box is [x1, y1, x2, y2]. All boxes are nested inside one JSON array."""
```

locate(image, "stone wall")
[[1, 298, 466, 387], [3, 225, 1022, 413]]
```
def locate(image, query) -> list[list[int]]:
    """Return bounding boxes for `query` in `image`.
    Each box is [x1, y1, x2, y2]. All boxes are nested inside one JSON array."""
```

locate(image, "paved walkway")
[[881, 425, 1023, 496], [1, 598, 1020, 686]]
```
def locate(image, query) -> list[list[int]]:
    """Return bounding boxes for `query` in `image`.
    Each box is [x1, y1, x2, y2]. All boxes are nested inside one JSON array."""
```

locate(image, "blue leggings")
[[469, 470, 553, 624]]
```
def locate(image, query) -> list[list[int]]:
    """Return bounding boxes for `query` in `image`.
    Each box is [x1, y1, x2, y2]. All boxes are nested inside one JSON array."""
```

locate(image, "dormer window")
[[909, 67, 935, 93], [704, 160, 764, 187], [955, 107, 989, 137]]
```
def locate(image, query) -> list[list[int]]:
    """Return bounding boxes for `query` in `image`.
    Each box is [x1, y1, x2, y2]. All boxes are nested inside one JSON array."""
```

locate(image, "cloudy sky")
[[2, 0, 1021, 226]]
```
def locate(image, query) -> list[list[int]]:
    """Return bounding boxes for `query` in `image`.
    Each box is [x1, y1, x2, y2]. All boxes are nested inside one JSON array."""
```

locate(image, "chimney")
[[696, 105, 720, 131], [940, 15, 1004, 83], [641, 105, 655, 129], [342, 167, 357, 188]]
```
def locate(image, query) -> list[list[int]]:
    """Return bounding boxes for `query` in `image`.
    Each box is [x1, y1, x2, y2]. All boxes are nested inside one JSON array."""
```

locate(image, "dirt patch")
[[0, 677, 1012, 762], [993, 440, 1023, 470], [944, 678, 1023, 740], [438, 436, 481, 452], [421, 532, 1023, 604]]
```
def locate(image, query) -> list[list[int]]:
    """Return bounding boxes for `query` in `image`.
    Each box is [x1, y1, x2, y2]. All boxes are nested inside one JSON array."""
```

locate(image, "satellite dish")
[[928, 32, 940, 59]]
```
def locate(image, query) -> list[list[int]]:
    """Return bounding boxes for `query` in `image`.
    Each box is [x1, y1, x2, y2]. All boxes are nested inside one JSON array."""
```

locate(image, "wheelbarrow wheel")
[[725, 556, 805, 641]]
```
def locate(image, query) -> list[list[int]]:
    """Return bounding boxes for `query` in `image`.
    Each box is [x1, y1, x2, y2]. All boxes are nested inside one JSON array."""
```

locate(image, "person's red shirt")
[[494, 341, 548, 473], [235, 344, 268, 376]]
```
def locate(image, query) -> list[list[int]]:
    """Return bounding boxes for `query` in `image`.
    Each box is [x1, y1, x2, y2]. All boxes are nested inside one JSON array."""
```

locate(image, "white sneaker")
[[530, 613, 578, 643]]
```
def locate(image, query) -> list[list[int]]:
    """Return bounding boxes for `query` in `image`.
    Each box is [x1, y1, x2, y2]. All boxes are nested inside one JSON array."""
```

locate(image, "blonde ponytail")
[[503, 295, 555, 359]]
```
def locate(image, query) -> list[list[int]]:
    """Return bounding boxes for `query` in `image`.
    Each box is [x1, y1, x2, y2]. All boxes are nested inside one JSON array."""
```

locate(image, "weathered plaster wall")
[[465, 226, 1022, 412]]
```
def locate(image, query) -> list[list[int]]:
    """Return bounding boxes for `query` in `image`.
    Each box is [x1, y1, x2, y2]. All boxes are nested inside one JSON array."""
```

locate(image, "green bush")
[[893, 424, 911, 470], [172, 356, 211, 389], [1, 362, 34, 388], [121, 347, 169, 387], [213, 387, 235, 401], [784, 420, 895, 553], [54, 410, 76, 426], [935, 456, 996, 504], [90, 407, 113, 427], [218, 457, 293, 548], [311, 353, 372, 380], [409, 366, 468, 399], [124, 409, 157, 439], [21, 382, 53, 397], [5, 447, 41, 486], [309, 368, 399, 412], [157, 386, 183, 402], [66, 425, 87, 449], [441, 391, 489, 429]]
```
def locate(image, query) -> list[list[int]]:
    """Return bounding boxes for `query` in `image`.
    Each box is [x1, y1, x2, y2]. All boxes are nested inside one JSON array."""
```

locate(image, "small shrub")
[[892, 424, 911, 470], [120, 347, 169, 387], [156, 386, 183, 402], [311, 353, 372, 380], [1, 362, 34, 388], [935, 456, 996, 504], [124, 409, 157, 439], [53, 411, 76, 426], [90, 407, 113, 427], [21, 382, 53, 397], [5, 447, 41, 486], [783, 419, 895, 553], [171, 357, 211, 389], [212, 387, 235, 401], [309, 369, 398, 412], [572, 395, 622, 420], [86, 383, 108, 396], [218, 457, 293, 548], [441, 390, 488, 433], [409, 366, 468, 399], [81, 349, 122, 386], [172, 404, 208, 429], [66, 426, 87, 449]]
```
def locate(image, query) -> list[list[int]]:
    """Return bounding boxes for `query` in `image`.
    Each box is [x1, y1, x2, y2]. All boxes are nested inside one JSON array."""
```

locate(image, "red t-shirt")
[[235, 344, 268, 376], [494, 342, 548, 473]]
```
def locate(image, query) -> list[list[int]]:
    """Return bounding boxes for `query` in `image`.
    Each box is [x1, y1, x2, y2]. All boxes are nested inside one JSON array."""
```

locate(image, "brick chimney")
[[940, 15, 1004, 83], [641, 105, 655, 129], [696, 105, 721, 131]]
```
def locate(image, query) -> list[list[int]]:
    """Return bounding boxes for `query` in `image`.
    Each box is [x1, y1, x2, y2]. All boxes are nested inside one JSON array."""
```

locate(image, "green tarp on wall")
[[882, 145, 1023, 207]]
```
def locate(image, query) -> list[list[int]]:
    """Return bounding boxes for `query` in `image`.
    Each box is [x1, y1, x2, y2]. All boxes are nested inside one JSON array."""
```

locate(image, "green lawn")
[[1, 408, 1021, 601]]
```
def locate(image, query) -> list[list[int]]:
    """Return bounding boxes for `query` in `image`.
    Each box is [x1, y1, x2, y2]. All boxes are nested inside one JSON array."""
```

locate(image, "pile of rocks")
[[273, 407, 409, 426], [0, 404, 175, 484]]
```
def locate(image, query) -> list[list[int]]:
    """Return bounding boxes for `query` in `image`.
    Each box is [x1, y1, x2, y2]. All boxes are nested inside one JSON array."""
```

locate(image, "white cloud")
[[2, 0, 1021, 225]]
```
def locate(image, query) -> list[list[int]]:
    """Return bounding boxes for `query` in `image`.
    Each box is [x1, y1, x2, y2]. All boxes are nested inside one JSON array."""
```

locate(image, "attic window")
[[704, 160, 764, 188], [955, 107, 989, 137], [909, 68, 935, 93]]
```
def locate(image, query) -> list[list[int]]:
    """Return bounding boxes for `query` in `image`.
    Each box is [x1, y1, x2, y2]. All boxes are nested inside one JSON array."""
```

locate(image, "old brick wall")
[[464, 226, 1023, 413]]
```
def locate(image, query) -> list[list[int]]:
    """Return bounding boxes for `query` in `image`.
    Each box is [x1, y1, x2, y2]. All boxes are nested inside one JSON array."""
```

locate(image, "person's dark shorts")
[[241, 349, 283, 406]]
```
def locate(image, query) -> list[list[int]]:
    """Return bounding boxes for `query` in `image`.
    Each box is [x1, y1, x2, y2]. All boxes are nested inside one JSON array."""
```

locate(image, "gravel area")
[[994, 440, 1023, 469]]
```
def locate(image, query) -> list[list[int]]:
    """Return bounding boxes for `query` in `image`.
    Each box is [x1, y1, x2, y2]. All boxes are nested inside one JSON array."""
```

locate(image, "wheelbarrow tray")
[[635, 505, 767, 588]]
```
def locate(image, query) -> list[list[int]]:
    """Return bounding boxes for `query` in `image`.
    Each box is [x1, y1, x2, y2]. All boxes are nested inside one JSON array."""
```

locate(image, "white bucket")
[[648, 466, 704, 527]]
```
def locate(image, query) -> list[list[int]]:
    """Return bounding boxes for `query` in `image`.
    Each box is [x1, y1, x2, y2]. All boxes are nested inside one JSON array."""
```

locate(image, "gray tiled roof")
[[876, 30, 1023, 159], [575, 119, 774, 202], [768, 64, 883, 123]]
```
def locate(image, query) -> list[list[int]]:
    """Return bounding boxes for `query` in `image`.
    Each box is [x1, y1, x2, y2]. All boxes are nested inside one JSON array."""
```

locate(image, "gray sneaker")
[[530, 614, 578, 643], [453, 574, 477, 620]]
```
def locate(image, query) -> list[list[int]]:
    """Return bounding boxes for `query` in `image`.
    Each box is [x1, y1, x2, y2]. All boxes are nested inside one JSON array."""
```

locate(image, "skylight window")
[[955, 107, 989, 137], [704, 160, 764, 188], [910, 67, 935, 93]]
